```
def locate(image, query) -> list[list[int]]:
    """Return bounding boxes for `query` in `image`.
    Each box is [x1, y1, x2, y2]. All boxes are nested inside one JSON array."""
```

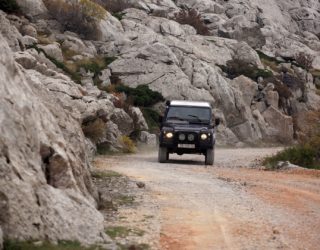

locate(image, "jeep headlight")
[[165, 132, 173, 138], [201, 134, 208, 140]]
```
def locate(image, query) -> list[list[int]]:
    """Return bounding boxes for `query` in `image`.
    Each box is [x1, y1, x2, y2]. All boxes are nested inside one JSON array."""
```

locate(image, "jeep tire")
[[158, 147, 168, 163], [205, 148, 214, 165]]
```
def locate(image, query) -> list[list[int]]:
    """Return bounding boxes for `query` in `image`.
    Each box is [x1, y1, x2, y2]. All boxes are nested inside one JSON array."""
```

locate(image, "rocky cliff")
[[0, 0, 320, 247]]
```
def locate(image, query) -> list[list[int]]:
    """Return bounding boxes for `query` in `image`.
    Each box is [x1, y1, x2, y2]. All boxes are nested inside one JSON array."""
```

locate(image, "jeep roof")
[[169, 100, 211, 108]]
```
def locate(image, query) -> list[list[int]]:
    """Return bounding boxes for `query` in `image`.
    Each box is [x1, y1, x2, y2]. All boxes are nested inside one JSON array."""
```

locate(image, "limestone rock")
[[139, 131, 157, 146], [21, 24, 37, 38], [0, 33, 107, 245], [21, 35, 38, 46], [232, 76, 258, 106], [38, 43, 64, 61], [265, 91, 279, 108], [262, 107, 294, 143], [110, 109, 134, 136], [0, 227, 2, 250], [15, 0, 48, 19], [127, 107, 149, 131], [104, 121, 123, 151], [0, 11, 23, 51]]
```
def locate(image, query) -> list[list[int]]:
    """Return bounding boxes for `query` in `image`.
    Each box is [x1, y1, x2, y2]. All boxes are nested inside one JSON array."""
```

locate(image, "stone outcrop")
[[0, 33, 109, 245], [1, 0, 320, 245]]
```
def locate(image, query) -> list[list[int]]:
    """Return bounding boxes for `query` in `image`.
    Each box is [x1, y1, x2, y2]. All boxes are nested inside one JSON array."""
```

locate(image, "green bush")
[[3, 240, 102, 250], [221, 59, 273, 80], [263, 145, 319, 169], [264, 110, 320, 170], [115, 84, 164, 107], [0, 0, 20, 13], [142, 107, 161, 132]]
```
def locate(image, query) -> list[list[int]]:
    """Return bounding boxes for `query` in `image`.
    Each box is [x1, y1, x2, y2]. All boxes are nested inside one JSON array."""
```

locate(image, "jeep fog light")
[[179, 133, 186, 141], [188, 134, 195, 141], [165, 132, 173, 138], [201, 134, 208, 140]]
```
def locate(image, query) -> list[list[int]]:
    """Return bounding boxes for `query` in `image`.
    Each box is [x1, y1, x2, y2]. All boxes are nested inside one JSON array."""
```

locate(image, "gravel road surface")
[[95, 148, 320, 250]]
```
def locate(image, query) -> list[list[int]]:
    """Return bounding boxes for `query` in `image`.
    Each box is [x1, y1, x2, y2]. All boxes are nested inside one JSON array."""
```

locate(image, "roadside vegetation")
[[172, 8, 210, 35], [107, 83, 164, 132], [264, 110, 320, 169], [93, 0, 134, 20], [0, 0, 20, 13], [43, 0, 106, 40], [3, 240, 104, 250]]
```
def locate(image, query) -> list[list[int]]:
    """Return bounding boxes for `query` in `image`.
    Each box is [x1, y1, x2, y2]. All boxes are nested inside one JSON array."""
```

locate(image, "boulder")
[[127, 107, 149, 131], [38, 43, 64, 62], [0, 11, 23, 52], [110, 109, 134, 136], [262, 106, 294, 143], [15, 0, 48, 19], [60, 33, 97, 57], [265, 91, 279, 108], [104, 121, 123, 151], [21, 35, 38, 46], [139, 131, 157, 146], [21, 24, 37, 38], [232, 76, 258, 106]]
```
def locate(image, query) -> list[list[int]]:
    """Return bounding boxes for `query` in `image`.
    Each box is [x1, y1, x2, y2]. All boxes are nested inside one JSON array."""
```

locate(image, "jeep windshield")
[[166, 106, 211, 124]]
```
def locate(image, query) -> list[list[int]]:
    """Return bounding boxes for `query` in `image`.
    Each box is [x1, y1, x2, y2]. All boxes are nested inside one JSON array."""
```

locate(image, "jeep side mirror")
[[215, 118, 220, 126]]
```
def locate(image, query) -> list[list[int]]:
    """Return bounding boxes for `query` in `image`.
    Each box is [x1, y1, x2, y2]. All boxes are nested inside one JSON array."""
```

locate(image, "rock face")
[[0, 0, 320, 245], [0, 227, 2, 250], [0, 34, 107, 245]]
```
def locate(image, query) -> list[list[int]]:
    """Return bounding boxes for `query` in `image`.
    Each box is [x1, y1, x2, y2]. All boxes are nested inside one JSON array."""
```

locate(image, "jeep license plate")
[[178, 144, 195, 149]]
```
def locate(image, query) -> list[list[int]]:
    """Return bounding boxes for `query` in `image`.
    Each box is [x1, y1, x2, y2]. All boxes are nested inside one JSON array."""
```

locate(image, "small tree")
[[173, 9, 210, 35]]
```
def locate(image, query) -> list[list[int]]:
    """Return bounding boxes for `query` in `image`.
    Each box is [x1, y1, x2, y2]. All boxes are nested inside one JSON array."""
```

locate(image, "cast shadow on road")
[[144, 156, 205, 166]]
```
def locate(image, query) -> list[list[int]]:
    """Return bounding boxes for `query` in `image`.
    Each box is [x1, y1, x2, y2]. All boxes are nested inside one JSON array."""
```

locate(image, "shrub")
[[295, 52, 314, 71], [43, 0, 106, 39], [82, 118, 107, 144], [94, 0, 134, 14], [3, 240, 97, 250], [0, 0, 20, 13], [264, 110, 320, 169], [142, 107, 161, 132], [221, 59, 273, 80], [172, 9, 210, 35], [120, 136, 136, 153], [114, 84, 164, 107]]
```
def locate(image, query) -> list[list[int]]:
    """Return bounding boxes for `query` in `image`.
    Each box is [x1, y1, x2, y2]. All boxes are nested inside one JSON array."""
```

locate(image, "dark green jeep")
[[158, 100, 219, 165]]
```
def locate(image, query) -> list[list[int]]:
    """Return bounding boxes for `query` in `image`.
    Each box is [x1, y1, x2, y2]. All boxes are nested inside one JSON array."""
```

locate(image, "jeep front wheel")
[[205, 148, 214, 165], [158, 147, 168, 163]]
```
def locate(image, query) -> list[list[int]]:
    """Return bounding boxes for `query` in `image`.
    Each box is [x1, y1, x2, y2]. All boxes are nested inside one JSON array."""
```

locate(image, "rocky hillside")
[[0, 0, 319, 247]]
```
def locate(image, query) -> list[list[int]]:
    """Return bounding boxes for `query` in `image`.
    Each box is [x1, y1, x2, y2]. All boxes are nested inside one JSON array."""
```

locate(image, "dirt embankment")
[[95, 148, 320, 250]]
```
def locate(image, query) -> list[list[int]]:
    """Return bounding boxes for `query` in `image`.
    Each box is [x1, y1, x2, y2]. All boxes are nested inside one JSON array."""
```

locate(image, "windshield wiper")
[[166, 116, 185, 121], [187, 115, 203, 122]]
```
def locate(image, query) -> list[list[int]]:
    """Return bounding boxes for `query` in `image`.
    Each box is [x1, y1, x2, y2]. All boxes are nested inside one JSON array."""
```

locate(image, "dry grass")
[[43, 0, 106, 39], [82, 118, 107, 144], [172, 9, 210, 35], [120, 136, 136, 153]]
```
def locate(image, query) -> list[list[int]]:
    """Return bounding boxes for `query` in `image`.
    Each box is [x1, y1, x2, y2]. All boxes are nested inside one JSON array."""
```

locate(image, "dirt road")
[[96, 148, 320, 250]]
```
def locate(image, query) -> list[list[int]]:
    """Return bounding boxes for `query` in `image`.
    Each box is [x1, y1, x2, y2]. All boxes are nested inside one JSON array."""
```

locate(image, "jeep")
[[158, 100, 220, 165]]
